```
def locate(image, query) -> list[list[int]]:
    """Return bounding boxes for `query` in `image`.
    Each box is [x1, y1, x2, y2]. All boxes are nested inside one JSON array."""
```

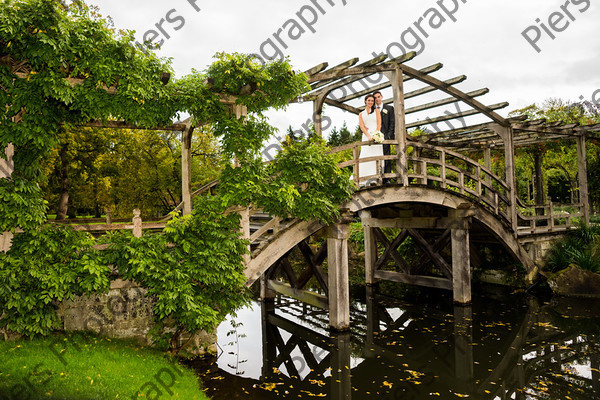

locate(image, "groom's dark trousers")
[[379, 104, 396, 182]]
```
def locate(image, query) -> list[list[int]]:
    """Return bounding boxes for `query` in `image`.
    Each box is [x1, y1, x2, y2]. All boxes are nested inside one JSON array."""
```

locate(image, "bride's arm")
[[359, 113, 372, 140], [376, 109, 382, 131]]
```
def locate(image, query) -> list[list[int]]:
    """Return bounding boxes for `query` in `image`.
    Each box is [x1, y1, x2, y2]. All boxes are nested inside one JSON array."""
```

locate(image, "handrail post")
[[548, 201, 554, 231], [132, 209, 142, 238]]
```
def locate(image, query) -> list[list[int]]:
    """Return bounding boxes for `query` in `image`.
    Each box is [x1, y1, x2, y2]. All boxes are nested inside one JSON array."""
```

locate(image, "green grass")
[[0, 332, 209, 400]]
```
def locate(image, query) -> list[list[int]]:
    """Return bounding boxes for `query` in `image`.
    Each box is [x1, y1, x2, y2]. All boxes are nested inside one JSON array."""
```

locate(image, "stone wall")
[[57, 279, 217, 354]]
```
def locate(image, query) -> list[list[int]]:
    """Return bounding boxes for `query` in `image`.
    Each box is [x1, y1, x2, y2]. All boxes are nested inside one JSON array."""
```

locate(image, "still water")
[[189, 286, 600, 399]]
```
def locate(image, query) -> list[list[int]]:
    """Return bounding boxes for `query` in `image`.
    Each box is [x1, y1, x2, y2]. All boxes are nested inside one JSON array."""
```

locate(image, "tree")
[[509, 99, 600, 208], [326, 122, 361, 147]]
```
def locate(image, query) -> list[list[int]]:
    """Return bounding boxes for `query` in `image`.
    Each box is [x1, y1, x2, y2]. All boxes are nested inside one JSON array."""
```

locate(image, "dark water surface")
[[189, 286, 600, 399]]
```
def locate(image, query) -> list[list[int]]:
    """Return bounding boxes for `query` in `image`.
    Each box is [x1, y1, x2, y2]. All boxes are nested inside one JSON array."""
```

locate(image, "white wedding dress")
[[358, 110, 383, 184]]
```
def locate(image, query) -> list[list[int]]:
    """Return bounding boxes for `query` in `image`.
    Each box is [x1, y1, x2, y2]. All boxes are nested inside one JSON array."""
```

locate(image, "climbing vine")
[[0, 0, 353, 350]]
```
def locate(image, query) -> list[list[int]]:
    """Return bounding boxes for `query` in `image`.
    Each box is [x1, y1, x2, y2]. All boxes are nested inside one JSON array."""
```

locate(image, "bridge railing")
[[516, 201, 583, 235], [331, 140, 513, 225]]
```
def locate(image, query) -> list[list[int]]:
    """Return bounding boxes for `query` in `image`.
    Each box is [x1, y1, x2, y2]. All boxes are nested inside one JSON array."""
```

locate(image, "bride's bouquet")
[[371, 130, 384, 143]]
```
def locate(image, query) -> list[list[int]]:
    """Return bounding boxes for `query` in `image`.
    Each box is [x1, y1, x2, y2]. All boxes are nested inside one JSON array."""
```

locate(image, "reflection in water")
[[189, 289, 600, 399]]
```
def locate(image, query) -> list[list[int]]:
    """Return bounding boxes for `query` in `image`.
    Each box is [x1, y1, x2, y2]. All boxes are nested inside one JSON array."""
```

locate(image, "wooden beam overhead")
[[72, 120, 187, 131], [304, 54, 389, 95], [406, 102, 509, 129], [303, 62, 329, 77], [405, 88, 489, 115], [333, 63, 444, 103], [307, 57, 360, 84], [323, 98, 362, 114], [307, 52, 416, 83], [357, 75, 468, 111], [395, 63, 509, 127]]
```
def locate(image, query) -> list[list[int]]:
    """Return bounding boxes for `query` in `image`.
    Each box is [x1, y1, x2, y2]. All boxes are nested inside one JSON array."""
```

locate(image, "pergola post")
[[313, 94, 327, 137], [576, 135, 590, 224], [181, 122, 194, 216], [1, 144, 14, 252], [492, 125, 518, 232], [389, 68, 408, 186], [533, 146, 545, 216]]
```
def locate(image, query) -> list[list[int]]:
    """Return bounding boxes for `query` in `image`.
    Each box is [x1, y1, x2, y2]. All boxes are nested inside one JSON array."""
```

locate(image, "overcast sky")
[[89, 0, 599, 139]]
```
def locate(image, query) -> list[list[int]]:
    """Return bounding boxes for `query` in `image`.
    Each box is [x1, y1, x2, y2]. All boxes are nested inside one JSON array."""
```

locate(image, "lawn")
[[0, 332, 209, 399]]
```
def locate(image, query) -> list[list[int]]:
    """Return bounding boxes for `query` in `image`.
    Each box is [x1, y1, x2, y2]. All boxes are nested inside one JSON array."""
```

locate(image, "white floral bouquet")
[[371, 130, 384, 143]]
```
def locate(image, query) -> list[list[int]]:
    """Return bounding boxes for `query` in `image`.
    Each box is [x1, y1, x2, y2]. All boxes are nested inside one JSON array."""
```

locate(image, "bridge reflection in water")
[[194, 291, 600, 399]]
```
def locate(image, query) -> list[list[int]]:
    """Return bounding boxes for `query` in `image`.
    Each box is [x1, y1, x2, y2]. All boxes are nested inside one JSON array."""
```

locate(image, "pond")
[[188, 285, 600, 399]]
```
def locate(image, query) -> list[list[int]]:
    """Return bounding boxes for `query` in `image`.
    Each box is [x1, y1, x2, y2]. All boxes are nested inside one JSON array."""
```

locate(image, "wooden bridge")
[[6, 53, 599, 331], [237, 53, 600, 330]]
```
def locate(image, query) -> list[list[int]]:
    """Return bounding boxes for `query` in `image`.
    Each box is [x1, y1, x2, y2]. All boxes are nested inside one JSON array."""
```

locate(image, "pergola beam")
[[306, 54, 389, 94], [395, 63, 509, 127], [307, 57, 361, 85], [406, 102, 509, 129], [307, 52, 417, 83], [405, 88, 489, 115], [358, 75, 468, 111]]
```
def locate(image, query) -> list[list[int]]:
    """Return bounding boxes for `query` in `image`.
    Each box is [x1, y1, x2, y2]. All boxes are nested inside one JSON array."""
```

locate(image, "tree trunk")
[[56, 144, 70, 220]]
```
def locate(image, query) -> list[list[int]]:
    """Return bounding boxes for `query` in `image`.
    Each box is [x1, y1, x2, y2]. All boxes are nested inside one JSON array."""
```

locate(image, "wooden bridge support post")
[[361, 210, 378, 285], [260, 274, 275, 302], [364, 285, 379, 359], [327, 219, 351, 331], [330, 332, 352, 400], [576, 135, 590, 224], [1, 144, 14, 252], [450, 213, 471, 304], [181, 122, 195, 216], [260, 300, 277, 380], [453, 305, 474, 381]]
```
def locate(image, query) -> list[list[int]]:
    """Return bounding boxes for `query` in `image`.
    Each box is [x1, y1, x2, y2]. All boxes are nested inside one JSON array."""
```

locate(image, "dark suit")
[[377, 104, 395, 179]]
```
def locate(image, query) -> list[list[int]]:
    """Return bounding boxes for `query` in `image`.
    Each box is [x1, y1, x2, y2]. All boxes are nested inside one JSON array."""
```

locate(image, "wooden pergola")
[[296, 52, 600, 227], [0, 54, 249, 251]]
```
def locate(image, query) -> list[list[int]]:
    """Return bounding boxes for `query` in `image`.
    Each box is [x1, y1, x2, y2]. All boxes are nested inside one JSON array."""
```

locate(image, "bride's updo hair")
[[364, 94, 375, 114]]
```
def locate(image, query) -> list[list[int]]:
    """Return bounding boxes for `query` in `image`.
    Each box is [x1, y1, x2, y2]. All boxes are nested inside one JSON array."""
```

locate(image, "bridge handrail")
[[330, 139, 512, 225], [329, 140, 510, 192], [516, 200, 583, 235]]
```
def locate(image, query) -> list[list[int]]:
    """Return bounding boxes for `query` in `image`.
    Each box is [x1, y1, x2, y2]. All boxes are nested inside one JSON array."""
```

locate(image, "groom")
[[373, 91, 395, 183]]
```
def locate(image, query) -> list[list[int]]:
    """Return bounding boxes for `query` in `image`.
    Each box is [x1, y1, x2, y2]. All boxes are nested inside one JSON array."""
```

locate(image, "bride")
[[358, 94, 383, 185]]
